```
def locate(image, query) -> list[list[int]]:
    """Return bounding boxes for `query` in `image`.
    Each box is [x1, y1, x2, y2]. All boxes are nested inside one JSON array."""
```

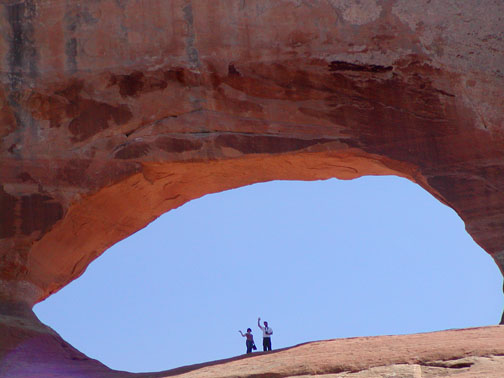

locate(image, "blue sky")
[[34, 176, 503, 373]]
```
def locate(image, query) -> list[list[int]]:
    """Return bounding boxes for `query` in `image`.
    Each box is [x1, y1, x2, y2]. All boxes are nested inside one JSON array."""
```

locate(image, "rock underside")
[[1, 0, 504, 376]]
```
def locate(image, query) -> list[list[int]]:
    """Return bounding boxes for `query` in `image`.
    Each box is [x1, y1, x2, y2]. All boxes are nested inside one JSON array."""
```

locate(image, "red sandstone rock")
[[2, 318, 504, 377], [155, 326, 504, 378], [1, 0, 504, 375]]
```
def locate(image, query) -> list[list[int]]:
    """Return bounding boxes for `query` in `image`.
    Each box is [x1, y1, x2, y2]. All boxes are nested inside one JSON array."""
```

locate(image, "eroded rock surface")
[[3, 322, 504, 377], [155, 326, 504, 378], [0, 0, 504, 375]]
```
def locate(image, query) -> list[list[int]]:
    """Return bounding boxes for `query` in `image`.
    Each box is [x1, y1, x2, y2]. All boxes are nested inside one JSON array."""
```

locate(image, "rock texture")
[[0, 0, 504, 375], [3, 319, 504, 377], [152, 326, 504, 378]]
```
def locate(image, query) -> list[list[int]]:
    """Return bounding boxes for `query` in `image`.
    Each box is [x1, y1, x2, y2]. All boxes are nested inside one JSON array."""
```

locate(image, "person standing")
[[238, 328, 256, 354], [257, 317, 273, 351]]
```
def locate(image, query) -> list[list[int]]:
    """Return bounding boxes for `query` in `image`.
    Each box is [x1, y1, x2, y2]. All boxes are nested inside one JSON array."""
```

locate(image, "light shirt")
[[262, 326, 273, 338]]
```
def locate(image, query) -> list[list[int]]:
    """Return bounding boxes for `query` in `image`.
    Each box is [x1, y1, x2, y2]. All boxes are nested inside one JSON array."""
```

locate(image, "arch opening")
[[33, 176, 502, 373]]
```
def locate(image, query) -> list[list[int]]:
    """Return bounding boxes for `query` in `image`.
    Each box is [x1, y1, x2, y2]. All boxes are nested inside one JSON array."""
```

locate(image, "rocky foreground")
[[2, 311, 504, 378], [1, 0, 504, 310], [153, 326, 504, 378]]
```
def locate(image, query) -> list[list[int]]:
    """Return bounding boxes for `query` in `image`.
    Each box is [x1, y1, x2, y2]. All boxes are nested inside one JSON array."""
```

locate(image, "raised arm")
[[257, 317, 264, 330], [239, 330, 245, 337]]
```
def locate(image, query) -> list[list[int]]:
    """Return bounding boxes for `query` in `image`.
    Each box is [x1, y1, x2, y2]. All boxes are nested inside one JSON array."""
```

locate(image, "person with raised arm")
[[257, 317, 273, 351], [238, 328, 256, 354]]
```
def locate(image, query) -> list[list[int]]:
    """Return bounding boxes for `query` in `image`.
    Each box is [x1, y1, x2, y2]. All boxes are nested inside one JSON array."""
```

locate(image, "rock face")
[[147, 326, 504, 378], [2, 323, 504, 377], [0, 0, 504, 375]]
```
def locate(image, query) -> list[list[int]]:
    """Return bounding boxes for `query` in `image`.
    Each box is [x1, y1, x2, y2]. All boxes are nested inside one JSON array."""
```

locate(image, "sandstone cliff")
[[1, 0, 504, 376]]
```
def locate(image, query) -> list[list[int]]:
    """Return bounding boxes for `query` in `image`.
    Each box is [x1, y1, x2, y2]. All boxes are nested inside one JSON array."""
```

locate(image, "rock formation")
[[3, 325, 504, 377], [0, 0, 503, 376]]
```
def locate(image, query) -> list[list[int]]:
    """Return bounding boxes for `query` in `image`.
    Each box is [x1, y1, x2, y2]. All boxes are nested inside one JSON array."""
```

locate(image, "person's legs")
[[266, 337, 272, 351], [246, 340, 253, 353], [263, 338, 268, 351]]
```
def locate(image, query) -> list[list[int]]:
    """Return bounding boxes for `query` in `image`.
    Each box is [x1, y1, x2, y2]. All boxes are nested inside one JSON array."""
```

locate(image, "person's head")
[[247, 328, 252, 333], [264, 321, 268, 327]]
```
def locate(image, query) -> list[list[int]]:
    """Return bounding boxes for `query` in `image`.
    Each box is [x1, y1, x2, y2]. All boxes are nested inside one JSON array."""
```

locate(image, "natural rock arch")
[[1, 0, 504, 375]]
